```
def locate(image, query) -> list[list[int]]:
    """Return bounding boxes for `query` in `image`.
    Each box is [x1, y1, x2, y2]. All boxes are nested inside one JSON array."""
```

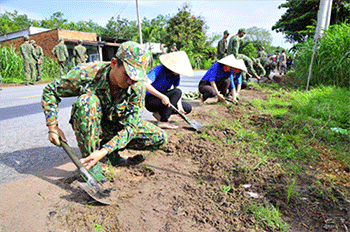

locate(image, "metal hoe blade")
[[79, 182, 115, 205], [61, 140, 115, 205], [170, 103, 202, 131]]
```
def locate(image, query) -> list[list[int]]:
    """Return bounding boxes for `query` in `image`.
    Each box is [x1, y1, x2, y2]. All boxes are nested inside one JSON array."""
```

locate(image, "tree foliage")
[[272, 0, 350, 43], [244, 26, 273, 47], [0, 10, 33, 34]]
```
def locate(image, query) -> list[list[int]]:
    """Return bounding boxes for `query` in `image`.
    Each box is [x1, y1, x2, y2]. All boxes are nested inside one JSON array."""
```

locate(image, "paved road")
[[0, 71, 206, 185]]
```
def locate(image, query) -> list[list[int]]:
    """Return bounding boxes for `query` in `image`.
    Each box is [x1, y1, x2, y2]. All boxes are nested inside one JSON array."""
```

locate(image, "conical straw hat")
[[218, 55, 247, 72], [159, 51, 194, 77]]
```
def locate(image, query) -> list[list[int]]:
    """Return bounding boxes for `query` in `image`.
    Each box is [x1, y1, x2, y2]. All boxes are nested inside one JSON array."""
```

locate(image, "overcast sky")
[[0, 0, 293, 49]]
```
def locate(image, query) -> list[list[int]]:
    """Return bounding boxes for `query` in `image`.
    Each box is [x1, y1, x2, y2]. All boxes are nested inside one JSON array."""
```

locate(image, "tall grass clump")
[[0, 45, 25, 83], [293, 23, 350, 88], [0, 44, 60, 84]]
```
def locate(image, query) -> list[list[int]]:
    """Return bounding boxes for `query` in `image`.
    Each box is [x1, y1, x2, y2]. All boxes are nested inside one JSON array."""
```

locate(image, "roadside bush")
[[293, 23, 350, 88]]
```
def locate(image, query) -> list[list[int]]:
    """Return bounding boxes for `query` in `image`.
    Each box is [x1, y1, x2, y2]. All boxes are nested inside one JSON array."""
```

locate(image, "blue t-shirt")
[[201, 62, 241, 90], [146, 64, 180, 94]]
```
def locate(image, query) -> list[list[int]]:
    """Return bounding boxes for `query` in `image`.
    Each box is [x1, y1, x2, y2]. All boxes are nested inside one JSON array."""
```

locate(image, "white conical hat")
[[218, 55, 247, 72], [159, 51, 194, 77]]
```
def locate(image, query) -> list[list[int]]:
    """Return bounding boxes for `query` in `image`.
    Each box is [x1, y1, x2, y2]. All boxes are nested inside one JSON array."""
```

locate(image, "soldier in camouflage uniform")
[[236, 54, 260, 81], [20, 35, 37, 85], [31, 40, 44, 82], [73, 39, 88, 66], [52, 38, 69, 76], [251, 58, 266, 79], [257, 57, 277, 79], [257, 46, 268, 58], [227, 28, 246, 58], [216, 30, 229, 60], [170, 43, 178, 52], [42, 41, 167, 181]]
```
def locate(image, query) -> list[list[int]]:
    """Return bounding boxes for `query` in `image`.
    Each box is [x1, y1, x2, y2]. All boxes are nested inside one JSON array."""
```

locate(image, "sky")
[[0, 0, 293, 49]]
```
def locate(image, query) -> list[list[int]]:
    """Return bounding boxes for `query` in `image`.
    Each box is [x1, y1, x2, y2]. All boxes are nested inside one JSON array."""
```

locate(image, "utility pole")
[[136, 0, 143, 44], [306, 0, 333, 92]]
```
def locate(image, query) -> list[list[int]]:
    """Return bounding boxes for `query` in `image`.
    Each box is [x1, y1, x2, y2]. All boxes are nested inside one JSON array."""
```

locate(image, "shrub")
[[293, 23, 350, 88]]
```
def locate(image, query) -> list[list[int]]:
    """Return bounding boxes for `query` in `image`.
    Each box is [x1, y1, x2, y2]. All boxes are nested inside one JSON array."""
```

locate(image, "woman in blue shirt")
[[198, 55, 247, 103], [145, 51, 194, 129]]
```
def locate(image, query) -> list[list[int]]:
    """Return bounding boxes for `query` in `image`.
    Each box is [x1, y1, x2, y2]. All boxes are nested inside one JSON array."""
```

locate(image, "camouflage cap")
[[224, 30, 230, 35], [238, 28, 246, 34], [30, 40, 36, 44], [116, 41, 151, 82], [23, 35, 29, 41]]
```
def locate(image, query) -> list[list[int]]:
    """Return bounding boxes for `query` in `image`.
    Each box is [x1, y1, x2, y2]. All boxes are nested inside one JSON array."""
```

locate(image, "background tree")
[[0, 11, 33, 34], [101, 15, 137, 39], [272, 0, 350, 43], [39, 12, 68, 29], [141, 15, 168, 43], [244, 26, 273, 48], [164, 4, 216, 68]]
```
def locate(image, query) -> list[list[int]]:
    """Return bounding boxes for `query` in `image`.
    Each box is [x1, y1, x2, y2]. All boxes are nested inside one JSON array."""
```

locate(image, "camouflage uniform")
[[217, 31, 229, 60], [52, 39, 69, 76], [257, 50, 268, 58], [31, 40, 44, 81], [73, 40, 88, 66], [257, 57, 276, 77], [20, 36, 37, 85], [237, 54, 259, 82], [42, 61, 167, 181], [227, 34, 240, 58], [252, 58, 266, 77]]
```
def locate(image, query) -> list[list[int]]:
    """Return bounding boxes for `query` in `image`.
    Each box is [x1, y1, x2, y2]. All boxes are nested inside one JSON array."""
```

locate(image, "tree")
[[272, 0, 350, 43], [0, 11, 33, 34], [243, 26, 273, 48], [39, 12, 68, 29], [141, 15, 168, 43], [102, 15, 137, 39]]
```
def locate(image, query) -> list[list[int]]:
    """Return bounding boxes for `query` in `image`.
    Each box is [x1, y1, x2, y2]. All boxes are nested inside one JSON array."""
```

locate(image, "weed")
[[221, 185, 231, 195], [94, 223, 103, 231], [249, 202, 289, 231], [103, 161, 115, 182], [286, 179, 298, 204], [253, 156, 268, 170], [196, 175, 203, 184]]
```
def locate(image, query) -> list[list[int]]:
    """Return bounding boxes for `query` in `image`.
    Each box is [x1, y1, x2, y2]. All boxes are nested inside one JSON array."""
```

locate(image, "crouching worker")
[[198, 55, 247, 103], [41, 41, 167, 181], [144, 51, 194, 129]]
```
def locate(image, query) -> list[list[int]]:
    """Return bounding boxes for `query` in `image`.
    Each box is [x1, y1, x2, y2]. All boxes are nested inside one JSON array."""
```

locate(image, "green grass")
[[248, 202, 289, 231], [293, 23, 350, 88]]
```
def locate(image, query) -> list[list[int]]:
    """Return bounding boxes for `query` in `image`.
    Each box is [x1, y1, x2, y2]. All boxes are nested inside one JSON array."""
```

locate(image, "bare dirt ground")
[[0, 84, 349, 232]]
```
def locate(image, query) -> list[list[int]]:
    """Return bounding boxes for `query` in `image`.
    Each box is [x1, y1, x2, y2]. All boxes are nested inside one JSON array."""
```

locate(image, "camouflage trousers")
[[23, 61, 36, 83], [69, 93, 167, 180], [58, 61, 67, 76], [35, 63, 43, 81]]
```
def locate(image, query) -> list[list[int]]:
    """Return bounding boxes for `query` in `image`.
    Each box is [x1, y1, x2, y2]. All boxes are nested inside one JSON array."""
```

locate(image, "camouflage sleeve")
[[102, 83, 146, 153], [41, 67, 92, 126], [64, 46, 69, 59], [217, 40, 224, 57], [51, 46, 55, 56], [227, 38, 232, 55], [258, 64, 266, 76], [232, 37, 239, 58]]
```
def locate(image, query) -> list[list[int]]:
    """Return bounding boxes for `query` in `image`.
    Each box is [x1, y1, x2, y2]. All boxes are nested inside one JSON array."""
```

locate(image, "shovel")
[[61, 140, 115, 205], [169, 103, 202, 131]]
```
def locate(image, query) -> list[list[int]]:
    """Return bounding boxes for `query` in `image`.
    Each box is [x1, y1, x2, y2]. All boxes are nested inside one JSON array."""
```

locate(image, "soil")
[[0, 82, 349, 232]]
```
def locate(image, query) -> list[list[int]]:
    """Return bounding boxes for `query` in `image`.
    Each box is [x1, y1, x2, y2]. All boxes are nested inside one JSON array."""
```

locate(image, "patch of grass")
[[103, 161, 115, 182], [221, 184, 231, 195], [286, 179, 298, 204], [248, 202, 289, 231]]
